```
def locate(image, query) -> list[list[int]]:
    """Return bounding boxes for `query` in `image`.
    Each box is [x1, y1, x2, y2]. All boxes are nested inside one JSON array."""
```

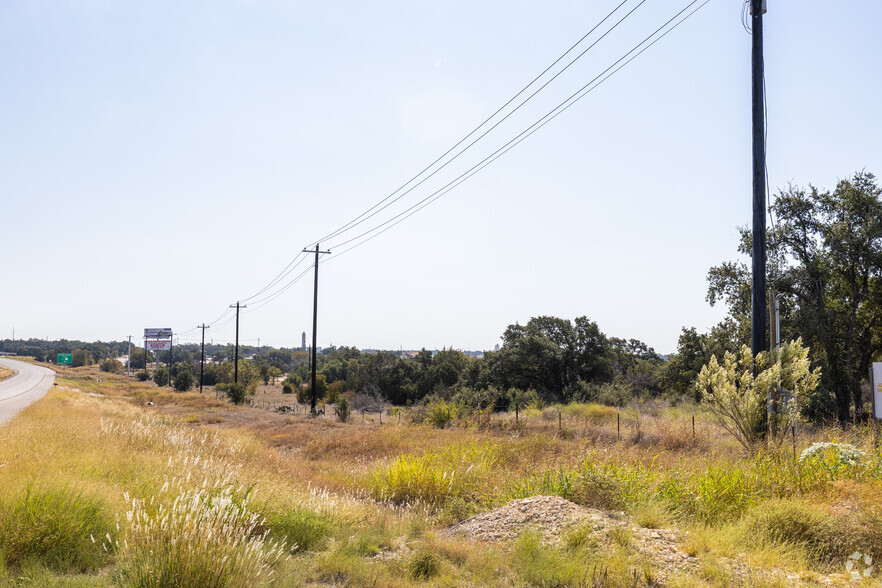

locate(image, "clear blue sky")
[[2, 1, 880, 353]]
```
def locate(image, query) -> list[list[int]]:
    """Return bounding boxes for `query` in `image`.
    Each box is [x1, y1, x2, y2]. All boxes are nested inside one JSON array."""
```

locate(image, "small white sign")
[[872, 363, 882, 420], [146, 340, 172, 351]]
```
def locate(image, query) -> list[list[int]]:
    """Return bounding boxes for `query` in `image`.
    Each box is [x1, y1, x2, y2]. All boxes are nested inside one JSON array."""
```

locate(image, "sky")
[[2, 1, 881, 354]]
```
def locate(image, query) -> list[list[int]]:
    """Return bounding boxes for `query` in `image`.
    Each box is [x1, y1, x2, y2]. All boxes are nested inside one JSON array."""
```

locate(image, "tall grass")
[[370, 442, 499, 508], [114, 476, 288, 587], [0, 484, 113, 573]]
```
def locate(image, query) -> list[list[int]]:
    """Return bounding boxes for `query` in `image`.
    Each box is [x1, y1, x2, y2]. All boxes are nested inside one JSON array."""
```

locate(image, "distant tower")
[[302, 332, 306, 351]]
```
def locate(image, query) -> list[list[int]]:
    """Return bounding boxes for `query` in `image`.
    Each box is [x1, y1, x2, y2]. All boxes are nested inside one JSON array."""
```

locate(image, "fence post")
[[617, 407, 620, 442]]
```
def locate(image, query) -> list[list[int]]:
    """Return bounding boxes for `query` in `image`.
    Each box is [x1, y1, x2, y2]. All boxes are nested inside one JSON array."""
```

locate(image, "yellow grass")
[[0, 367, 13, 381], [0, 372, 879, 585]]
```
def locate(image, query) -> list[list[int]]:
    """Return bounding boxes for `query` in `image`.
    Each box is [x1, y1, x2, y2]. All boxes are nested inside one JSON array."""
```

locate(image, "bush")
[[425, 400, 457, 428], [99, 358, 122, 373], [226, 383, 247, 404], [282, 382, 294, 395], [335, 396, 351, 423], [0, 485, 113, 573], [136, 371, 150, 382], [173, 367, 196, 392], [153, 368, 170, 387]]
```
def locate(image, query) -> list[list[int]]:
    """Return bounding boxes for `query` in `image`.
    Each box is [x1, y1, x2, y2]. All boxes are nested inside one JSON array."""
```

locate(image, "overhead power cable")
[[325, 0, 711, 260], [306, 0, 642, 249]]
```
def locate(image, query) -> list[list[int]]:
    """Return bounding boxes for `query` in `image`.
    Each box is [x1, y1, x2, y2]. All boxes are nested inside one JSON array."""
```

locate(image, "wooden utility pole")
[[198, 324, 209, 394], [750, 0, 767, 361], [302, 244, 330, 414], [230, 302, 246, 383]]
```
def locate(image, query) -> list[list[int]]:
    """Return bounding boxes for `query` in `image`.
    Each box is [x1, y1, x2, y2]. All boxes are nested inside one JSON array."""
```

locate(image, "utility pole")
[[750, 0, 767, 361], [302, 244, 331, 414], [230, 302, 246, 384], [169, 335, 174, 387], [198, 324, 209, 394], [126, 335, 132, 377]]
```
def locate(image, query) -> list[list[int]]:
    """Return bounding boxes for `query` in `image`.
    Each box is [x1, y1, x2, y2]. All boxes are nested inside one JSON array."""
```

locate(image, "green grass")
[[0, 484, 113, 574]]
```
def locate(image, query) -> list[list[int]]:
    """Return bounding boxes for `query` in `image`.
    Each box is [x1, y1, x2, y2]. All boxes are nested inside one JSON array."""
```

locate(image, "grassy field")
[[0, 367, 14, 381], [0, 366, 880, 586]]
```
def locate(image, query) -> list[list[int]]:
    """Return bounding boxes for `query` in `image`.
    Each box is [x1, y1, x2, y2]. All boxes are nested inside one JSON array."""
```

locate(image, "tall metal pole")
[[198, 324, 209, 394], [126, 335, 132, 377], [750, 0, 767, 360], [230, 302, 245, 384], [302, 244, 330, 414]]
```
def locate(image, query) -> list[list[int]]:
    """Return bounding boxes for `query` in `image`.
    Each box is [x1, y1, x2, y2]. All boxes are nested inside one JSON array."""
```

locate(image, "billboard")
[[144, 328, 172, 339], [57, 353, 73, 365], [146, 340, 172, 351]]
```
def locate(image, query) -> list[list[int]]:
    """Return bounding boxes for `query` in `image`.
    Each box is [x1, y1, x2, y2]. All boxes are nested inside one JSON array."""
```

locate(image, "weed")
[[265, 507, 333, 553], [408, 550, 440, 580], [0, 485, 113, 573], [114, 477, 287, 587]]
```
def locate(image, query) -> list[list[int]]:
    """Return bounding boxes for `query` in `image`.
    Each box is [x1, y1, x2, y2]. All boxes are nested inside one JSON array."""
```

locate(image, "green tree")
[[708, 171, 882, 423], [173, 363, 196, 392], [72, 349, 93, 367]]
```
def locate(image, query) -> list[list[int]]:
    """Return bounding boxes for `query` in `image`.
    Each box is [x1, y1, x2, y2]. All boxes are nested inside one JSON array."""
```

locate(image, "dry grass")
[[1, 370, 880, 585], [0, 367, 14, 381]]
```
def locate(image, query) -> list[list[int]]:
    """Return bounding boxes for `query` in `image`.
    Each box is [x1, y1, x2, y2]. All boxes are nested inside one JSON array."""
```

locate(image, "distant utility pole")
[[230, 302, 246, 384], [198, 324, 210, 394], [126, 335, 132, 377], [169, 335, 174, 387], [750, 0, 767, 360], [302, 244, 330, 414]]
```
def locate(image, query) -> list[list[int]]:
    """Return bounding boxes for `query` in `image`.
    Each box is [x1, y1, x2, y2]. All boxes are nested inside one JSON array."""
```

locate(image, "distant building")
[[301, 332, 306, 351]]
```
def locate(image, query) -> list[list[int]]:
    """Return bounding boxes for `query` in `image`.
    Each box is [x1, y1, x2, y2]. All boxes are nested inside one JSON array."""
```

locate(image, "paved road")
[[0, 358, 56, 426]]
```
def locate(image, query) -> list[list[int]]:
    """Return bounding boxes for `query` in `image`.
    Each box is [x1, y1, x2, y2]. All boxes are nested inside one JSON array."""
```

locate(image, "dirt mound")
[[446, 496, 700, 583], [446, 495, 623, 544]]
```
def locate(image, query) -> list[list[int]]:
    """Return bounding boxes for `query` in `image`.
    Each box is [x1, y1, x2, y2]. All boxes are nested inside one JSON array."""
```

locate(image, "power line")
[[326, 0, 710, 258], [306, 0, 645, 249]]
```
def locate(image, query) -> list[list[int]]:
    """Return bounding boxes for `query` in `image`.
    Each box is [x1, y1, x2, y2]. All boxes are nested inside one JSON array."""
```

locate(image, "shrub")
[[281, 382, 294, 395], [100, 358, 122, 373], [227, 383, 247, 405], [697, 339, 820, 451], [114, 478, 287, 587], [335, 396, 351, 423], [173, 367, 196, 392], [136, 371, 150, 382], [153, 368, 170, 387], [425, 400, 457, 428], [0, 485, 113, 573]]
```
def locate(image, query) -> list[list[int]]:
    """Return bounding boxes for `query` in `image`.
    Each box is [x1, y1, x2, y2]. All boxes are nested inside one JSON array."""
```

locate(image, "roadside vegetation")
[[0, 362, 880, 586]]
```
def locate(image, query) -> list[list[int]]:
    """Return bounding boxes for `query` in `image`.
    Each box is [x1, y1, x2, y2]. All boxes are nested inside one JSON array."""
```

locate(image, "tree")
[[173, 363, 196, 392], [72, 349, 93, 367], [707, 171, 882, 424], [662, 328, 710, 398], [491, 316, 613, 402]]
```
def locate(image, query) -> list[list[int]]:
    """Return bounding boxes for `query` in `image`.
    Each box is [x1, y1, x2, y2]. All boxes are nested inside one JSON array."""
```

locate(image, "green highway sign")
[[57, 353, 73, 365]]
